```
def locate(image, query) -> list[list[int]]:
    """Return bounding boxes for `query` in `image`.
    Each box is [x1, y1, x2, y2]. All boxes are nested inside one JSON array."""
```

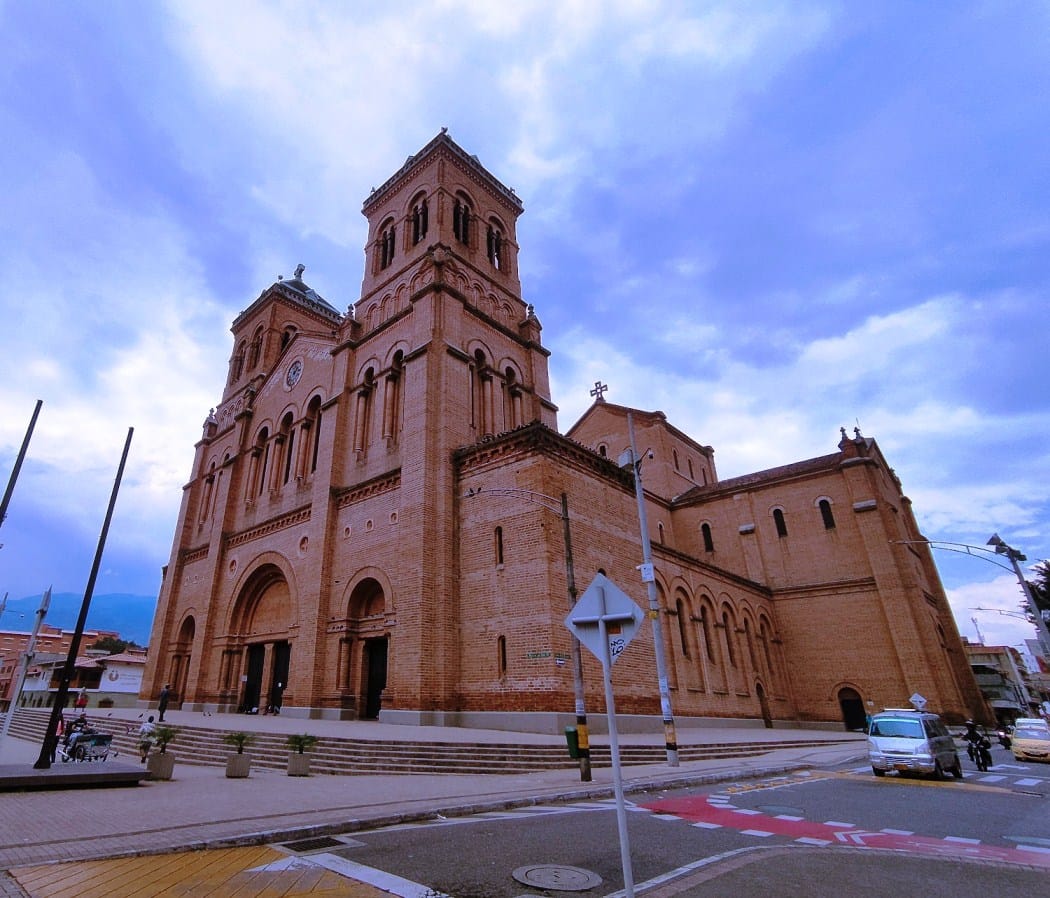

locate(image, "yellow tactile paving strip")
[[10, 845, 390, 898]]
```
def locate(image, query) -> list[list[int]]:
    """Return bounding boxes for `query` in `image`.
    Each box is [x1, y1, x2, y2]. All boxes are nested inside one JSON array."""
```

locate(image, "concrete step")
[[2, 709, 856, 776]]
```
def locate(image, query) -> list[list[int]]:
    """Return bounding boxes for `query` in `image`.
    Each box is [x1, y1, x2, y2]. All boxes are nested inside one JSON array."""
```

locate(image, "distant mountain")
[[1, 592, 158, 647]]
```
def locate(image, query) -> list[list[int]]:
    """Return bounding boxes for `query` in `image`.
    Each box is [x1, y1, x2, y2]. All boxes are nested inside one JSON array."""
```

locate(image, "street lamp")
[[895, 535, 1050, 658], [986, 534, 1050, 657], [464, 486, 591, 782], [619, 412, 679, 767]]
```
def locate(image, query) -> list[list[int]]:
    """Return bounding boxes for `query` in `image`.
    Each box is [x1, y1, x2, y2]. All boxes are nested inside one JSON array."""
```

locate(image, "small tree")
[[153, 726, 178, 754], [222, 731, 255, 754], [287, 733, 318, 754]]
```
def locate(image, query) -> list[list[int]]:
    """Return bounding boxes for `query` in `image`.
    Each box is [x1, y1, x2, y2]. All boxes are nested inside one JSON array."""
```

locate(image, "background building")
[[0, 624, 121, 711], [141, 133, 988, 731]]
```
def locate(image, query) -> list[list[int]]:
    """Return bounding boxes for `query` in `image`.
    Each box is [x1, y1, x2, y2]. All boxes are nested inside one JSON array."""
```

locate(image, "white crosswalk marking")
[[1015, 778, 1042, 787]]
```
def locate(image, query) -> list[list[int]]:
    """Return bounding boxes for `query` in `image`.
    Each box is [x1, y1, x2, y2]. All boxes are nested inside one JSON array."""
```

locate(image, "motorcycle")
[[996, 728, 1012, 750]]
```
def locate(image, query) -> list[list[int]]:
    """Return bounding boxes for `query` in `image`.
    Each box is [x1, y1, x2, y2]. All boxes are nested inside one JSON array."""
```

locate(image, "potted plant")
[[146, 725, 179, 781], [286, 733, 318, 776], [222, 731, 255, 778]]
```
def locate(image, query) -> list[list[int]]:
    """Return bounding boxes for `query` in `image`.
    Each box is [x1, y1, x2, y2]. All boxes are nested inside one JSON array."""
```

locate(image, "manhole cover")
[[282, 836, 346, 853], [512, 864, 602, 892]]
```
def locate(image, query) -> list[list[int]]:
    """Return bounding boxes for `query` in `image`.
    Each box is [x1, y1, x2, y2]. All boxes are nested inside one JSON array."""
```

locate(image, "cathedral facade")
[[141, 132, 987, 731]]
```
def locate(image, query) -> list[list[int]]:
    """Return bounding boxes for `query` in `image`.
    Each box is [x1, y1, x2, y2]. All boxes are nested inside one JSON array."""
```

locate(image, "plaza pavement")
[[0, 710, 870, 896]]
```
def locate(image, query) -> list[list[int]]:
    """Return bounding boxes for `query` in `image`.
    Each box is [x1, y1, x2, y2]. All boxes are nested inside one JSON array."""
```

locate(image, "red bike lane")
[[641, 794, 1050, 868]]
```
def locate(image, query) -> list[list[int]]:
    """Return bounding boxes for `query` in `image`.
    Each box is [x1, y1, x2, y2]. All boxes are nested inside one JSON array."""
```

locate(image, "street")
[[312, 747, 1050, 897]]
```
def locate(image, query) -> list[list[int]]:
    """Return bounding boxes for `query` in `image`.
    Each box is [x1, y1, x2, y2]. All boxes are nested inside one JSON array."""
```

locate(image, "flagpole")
[[34, 428, 133, 769], [0, 587, 50, 747]]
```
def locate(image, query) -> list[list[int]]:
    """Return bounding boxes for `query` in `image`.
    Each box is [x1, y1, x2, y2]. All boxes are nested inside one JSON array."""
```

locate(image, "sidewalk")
[[0, 715, 867, 896]]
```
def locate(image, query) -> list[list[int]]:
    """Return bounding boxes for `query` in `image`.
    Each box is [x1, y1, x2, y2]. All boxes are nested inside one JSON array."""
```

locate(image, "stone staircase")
[[2, 709, 858, 776]]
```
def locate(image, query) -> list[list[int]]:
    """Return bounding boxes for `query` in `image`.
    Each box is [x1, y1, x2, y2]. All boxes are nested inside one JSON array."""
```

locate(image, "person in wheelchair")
[[64, 713, 93, 758]]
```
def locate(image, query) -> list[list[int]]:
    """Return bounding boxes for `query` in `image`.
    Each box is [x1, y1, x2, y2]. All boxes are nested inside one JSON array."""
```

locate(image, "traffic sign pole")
[[566, 575, 640, 898], [597, 587, 635, 898]]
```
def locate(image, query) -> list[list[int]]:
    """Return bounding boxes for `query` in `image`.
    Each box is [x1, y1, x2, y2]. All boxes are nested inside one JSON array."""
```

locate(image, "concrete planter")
[[287, 752, 312, 776], [225, 753, 252, 778], [146, 752, 175, 781]]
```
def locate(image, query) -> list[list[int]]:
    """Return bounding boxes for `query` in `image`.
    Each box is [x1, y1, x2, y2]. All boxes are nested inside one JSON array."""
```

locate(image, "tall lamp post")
[[986, 534, 1050, 657], [465, 486, 591, 782], [620, 412, 679, 767], [896, 535, 1050, 657]]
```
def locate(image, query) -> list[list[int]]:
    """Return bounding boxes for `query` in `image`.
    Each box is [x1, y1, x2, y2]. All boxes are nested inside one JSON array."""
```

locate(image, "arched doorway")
[[169, 617, 195, 710], [344, 577, 389, 720], [838, 687, 867, 731], [230, 565, 294, 714]]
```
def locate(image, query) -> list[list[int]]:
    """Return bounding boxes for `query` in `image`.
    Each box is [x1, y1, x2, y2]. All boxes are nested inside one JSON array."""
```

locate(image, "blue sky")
[[0, 1, 1047, 659]]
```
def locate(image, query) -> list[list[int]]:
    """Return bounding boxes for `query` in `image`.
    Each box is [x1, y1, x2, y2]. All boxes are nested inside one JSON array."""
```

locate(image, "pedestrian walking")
[[158, 684, 171, 722], [74, 688, 88, 712], [137, 715, 157, 763]]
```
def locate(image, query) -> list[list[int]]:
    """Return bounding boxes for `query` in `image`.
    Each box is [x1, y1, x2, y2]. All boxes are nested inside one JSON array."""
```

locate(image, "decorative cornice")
[[453, 421, 632, 489], [182, 545, 209, 564], [226, 506, 312, 549], [333, 470, 402, 509]]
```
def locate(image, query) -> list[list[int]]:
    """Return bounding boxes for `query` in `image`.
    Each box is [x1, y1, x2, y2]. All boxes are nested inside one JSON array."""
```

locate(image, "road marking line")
[[944, 836, 981, 844], [881, 828, 913, 835], [310, 853, 450, 898], [774, 815, 804, 821], [824, 820, 855, 828], [978, 775, 1006, 782], [1017, 845, 1050, 855], [1015, 778, 1042, 786], [692, 822, 722, 829], [652, 814, 682, 821], [604, 847, 767, 898], [741, 830, 775, 837], [731, 808, 762, 815], [796, 838, 833, 846]]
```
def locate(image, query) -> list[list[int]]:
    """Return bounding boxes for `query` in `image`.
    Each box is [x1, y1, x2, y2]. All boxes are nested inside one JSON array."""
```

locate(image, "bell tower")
[[332, 131, 556, 720]]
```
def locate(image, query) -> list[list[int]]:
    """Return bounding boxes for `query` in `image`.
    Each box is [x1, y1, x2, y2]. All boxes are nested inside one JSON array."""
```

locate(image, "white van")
[[867, 708, 963, 779]]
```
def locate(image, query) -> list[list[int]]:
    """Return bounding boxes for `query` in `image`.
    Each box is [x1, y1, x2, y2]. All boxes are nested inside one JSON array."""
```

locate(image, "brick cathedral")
[[141, 132, 986, 731]]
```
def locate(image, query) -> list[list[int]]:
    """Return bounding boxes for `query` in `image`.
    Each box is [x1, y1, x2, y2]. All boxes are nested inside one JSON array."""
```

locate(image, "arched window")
[[254, 427, 270, 497], [494, 526, 504, 565], [657, 522, 665, 543], [676, 599, 690, 658], [486, 223, 502, 268], [280, 412, 295, 485], [248, 327, 264, 369], [230, 341, 246, 383], [472, 349, 493, 436], [306, 396, 322, 475], [411, 197, 429, 245], [673, 449, 680, 471], [354, 368, 375, 452], [687, 458, 694, 479], [701, 522, 714, 553], [773, 508, 788, 538], [378, 219, 396, 270], [722, 610, 738, 667], [819, 498, 836, 530], [700, 603, 718, 662], [280, 326, 297, 351], [453, 198, 471, 245]]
